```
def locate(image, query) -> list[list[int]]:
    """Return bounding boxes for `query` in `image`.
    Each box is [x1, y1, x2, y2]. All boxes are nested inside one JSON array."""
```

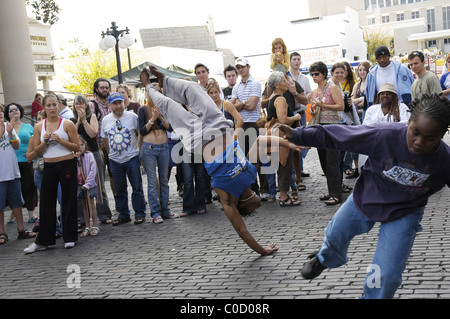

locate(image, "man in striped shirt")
[[230, 57, 263, 194]]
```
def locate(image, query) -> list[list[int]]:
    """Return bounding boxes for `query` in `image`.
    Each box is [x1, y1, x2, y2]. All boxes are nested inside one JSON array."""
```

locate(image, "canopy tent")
[[109, 61, 197, 85]]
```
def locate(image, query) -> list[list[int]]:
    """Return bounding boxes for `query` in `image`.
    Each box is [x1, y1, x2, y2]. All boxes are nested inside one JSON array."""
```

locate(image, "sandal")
[[0, 233, 8, 245], [320, 193, 331, 201], [80, 228, 90, 238], [134, 217, 146, 224], [17, 229, 36, 239], [291, 189, 298, 201], [279, 195, 301, 207], [197, 210, 206, 214], [267, 196, 276, 203], [101, 219, 112, 224], [345, 169, 354, 176], [112, 217, 131, 226], [296, 181, 307, 191], [89, 227, 99, 236], [325, 197, 342, 206], [28, 216, 38, 223]]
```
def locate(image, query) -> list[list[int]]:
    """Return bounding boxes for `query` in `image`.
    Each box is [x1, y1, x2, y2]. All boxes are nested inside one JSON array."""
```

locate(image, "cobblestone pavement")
[[1, 134, 449, 303]]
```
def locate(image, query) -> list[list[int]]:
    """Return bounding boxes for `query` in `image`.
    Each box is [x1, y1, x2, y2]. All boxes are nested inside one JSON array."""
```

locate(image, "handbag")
[[32, 156, 44, 171], [308, 82, 329, 126]]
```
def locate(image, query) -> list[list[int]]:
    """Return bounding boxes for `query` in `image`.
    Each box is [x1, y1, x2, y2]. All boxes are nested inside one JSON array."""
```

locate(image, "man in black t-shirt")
[[222, 65, 238, 100]]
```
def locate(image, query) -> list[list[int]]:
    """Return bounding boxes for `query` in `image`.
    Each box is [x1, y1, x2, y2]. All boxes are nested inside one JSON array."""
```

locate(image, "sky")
[[45, 0, 309, 58]]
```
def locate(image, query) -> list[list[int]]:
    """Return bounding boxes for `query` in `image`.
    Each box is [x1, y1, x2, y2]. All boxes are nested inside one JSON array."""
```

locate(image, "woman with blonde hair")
[[24, 93, 80, 253]]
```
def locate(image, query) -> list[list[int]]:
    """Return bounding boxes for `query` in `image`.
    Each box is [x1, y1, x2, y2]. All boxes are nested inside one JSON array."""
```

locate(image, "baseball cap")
[[378, 82, 397, 95], [108, 92, 124, 104], [375, 46, 390, 59], [194, 63, 209, 72], [235, 57, 250, 67]]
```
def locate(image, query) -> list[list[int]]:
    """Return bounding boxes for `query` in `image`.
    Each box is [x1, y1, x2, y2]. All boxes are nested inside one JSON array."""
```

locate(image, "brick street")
[[1, 134, 449, 303]]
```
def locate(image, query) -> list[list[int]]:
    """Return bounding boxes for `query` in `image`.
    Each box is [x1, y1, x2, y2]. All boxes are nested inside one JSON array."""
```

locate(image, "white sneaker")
[[24, 243, 48, 254], [64, 242, 76, 249]]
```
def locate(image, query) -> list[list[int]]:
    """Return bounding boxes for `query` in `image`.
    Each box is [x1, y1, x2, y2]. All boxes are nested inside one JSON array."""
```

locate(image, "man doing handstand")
[[140, 66, 279, 256]]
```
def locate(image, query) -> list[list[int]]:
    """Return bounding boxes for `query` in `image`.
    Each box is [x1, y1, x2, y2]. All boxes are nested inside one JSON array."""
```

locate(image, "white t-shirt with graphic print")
[[100, 111, 139, 164]]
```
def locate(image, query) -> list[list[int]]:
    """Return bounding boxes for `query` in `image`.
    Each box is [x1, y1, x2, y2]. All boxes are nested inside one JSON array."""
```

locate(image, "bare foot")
[[149, 66, 165, 88]]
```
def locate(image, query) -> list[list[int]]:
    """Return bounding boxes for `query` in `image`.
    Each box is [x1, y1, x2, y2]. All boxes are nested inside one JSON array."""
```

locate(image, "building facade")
[[308, 0, 450, 55]]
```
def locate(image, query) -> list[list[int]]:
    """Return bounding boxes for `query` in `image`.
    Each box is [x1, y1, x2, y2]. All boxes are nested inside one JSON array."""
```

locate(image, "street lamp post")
[[99, 21, 134, 84]]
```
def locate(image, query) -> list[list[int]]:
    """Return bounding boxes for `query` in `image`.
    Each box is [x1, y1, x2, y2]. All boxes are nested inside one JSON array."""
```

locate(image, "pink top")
[[312, 82, 341, 124]]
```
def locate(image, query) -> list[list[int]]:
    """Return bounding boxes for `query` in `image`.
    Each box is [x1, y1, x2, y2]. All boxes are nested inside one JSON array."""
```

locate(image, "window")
[[427, 9, 435, 32], [386, 0, 392, 7], [427, 40, 437, 47], [368, 17, 376, 25], [393, 0, 399, 5], [444, 38, 450, 44], [400, 0, 406, 4], [382, 15, 390, 23], [412, 11, 419, 19], [397, 13, 404, 21], [443, 6, 450, 30]]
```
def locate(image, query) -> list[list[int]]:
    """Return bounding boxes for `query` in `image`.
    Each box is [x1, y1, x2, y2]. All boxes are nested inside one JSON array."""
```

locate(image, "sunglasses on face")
[[311, 72, 321, 77], [8, 108, 19, 113]]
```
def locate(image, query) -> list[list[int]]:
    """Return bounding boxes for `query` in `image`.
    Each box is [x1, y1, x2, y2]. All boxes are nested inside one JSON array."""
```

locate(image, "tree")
[[364, 29, 394, 64], [60, 50, 131, 94], [26, 0, 60, 25]]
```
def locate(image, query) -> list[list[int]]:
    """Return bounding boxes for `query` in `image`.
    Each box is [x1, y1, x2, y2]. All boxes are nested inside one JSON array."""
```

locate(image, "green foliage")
[[26, 0, 60, 25], [364, 29, 394, 64], [60, 50, 130, 94], [57, 37, 91, 60]]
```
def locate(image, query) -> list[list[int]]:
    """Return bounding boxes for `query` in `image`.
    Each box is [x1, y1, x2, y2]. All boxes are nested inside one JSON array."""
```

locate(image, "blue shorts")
[[204, 140, 257, 199], [0, 178, 25, 210], [77, 185, 97, 199]]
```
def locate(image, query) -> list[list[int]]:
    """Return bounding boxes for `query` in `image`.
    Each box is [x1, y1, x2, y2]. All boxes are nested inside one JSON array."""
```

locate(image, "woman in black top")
[[266, 71, 302, 206]]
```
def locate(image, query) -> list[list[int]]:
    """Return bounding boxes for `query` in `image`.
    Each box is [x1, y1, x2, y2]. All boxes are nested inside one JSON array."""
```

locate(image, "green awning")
[[110, 61, 197, 85]]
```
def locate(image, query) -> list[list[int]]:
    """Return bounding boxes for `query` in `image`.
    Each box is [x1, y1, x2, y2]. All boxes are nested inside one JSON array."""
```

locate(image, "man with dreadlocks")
[[363, 82, 410, 125], [274, 94, 450, 298]]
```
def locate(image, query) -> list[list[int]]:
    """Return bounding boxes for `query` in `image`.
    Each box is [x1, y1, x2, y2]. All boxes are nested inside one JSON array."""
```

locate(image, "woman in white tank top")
[[24, 94, 80, 254]]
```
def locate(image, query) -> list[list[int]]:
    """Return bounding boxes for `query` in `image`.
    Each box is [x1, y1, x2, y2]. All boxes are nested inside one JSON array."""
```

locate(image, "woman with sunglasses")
[[4, 103, 38, 224], [24, 94, 80, 253], [0, 104, 37, 245], [308, 61, 345, 205]]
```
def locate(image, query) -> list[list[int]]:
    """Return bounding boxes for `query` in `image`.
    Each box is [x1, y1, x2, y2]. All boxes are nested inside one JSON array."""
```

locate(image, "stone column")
[[0, 0, 37, 113]]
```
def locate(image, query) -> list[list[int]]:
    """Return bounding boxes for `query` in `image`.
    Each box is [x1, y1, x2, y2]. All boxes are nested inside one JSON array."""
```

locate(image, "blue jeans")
[[317, 193, 424, 299], [109, 156, 146, 219], [140, 142, 171, 219], [182, 160, 206, 214], [266, 173, 277, 198]]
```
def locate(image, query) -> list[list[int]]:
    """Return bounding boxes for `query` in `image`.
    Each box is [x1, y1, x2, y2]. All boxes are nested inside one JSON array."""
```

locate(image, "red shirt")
[[32, 101, 43, 117]]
